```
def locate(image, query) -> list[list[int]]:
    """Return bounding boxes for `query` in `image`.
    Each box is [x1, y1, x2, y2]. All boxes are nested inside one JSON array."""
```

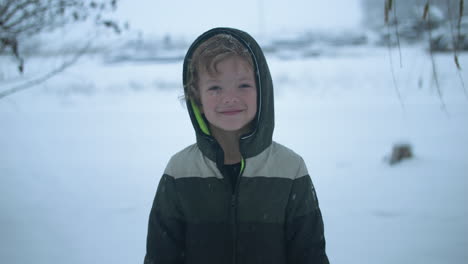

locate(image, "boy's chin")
[[210, 123, 253, 135]]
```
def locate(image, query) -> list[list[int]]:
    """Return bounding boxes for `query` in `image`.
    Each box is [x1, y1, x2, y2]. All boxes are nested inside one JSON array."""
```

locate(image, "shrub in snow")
[[388, 143, 413, 165]]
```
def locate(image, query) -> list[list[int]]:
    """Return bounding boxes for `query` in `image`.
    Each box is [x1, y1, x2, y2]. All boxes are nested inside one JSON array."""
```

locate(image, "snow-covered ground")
[[1, 45, 467, 264]]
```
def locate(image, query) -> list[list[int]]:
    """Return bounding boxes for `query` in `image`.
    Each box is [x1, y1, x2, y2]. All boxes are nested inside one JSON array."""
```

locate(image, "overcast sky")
[[115, 0, 363, 38]]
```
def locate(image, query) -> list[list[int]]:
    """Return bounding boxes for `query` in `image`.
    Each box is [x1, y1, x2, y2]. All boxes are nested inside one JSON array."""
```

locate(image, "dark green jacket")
[[145, 27, 329, 264]]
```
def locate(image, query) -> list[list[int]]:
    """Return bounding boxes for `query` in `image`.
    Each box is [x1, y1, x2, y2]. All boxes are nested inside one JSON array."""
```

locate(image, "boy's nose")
[[222, 94, 240, 104], [221, 87, 241, 104]]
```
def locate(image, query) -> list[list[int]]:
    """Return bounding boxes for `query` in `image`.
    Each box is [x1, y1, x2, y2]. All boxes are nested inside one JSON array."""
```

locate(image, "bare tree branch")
[[3, 1, 84, 34], [385, 0, 405, 109], [393, 0, 402, 68], [451, 0, 467, 98], [423, 2, 430, 20], [385, 0, 392, 23], [4, 5, 54, 30], [2, 0, 37, 27], [458, 0, 464, 54], [0, 0, 124, 74], [425, 0, 447, 113], [0, 0, 17, 18], [386, 25, 405, 110], [0, 40, 91, 99]]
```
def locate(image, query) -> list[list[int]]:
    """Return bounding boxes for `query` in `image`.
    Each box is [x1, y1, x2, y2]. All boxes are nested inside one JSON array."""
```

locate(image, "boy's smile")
[[198, 55, 257, 133]]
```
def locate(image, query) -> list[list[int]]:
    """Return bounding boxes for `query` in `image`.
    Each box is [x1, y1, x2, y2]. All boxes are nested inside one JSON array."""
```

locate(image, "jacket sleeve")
[[144, 174, 185, 264], [285, 169, 329, 264]]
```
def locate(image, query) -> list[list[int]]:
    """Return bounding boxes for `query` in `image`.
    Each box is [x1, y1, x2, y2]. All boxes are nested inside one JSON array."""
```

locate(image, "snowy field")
[[1, 45, 467, 264]]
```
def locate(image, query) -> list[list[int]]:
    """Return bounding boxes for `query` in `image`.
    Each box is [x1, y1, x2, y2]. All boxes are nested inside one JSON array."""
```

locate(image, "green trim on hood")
[[240, 158, 245, 175], [191, 100, 210, 135]]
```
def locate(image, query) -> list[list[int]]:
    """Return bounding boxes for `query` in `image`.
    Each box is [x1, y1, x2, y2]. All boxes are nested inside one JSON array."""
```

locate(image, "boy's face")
[[198, 55, 257, 133]]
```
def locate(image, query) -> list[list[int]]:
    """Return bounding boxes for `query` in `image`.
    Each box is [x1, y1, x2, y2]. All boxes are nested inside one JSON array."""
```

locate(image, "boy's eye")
[[208, 86, 221, 91]]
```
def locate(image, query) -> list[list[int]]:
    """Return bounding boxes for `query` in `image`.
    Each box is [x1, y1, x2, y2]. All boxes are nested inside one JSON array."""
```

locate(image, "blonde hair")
[[185, 34, 254, 106]]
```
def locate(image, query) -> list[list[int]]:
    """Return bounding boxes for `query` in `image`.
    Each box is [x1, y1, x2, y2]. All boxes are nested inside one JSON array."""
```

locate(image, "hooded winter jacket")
[[144, 27, 329, 264]]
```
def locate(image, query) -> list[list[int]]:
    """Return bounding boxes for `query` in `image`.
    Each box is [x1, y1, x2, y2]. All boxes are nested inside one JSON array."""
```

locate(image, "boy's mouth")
[[218, 109, 244, 115]]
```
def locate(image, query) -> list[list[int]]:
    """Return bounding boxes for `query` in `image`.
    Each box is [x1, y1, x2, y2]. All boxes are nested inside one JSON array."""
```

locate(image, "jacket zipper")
[[231, 193, 237, 264], [231, 158, 245, 264]]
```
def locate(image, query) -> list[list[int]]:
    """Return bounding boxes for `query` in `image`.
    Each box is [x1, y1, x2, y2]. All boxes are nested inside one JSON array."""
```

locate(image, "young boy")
[[144, 27, 329, 264]]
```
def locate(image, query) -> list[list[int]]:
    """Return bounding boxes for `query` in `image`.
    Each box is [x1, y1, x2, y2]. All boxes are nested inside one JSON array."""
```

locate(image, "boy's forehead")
[[199, 57, 254, 79], [200, 55, 252, 71]]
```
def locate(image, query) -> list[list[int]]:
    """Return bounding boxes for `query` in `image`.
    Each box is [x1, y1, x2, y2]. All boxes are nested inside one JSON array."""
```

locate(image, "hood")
[[182, 27, 274, 162]]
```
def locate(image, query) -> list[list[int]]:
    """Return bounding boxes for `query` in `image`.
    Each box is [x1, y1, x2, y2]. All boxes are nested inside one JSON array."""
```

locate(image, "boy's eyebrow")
[[202, 75, 254, 83], [238, 76, 255, 81], [202, 78, 221, 84]]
